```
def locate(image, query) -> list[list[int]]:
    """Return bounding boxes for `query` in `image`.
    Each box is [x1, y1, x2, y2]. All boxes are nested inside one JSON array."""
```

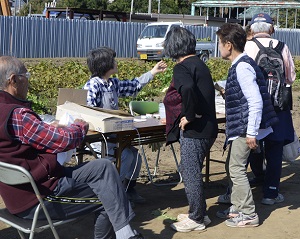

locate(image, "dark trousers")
[[263, 140, 284, 198], [248, 139, 284, 198], [17, 159, 134, 239], [248, 140, 265, 181]]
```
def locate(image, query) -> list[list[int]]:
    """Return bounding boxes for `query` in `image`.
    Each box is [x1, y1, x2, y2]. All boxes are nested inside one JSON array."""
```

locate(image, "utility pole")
[[148, 0, 151, 14], [0, 0, 12, 16], [130, 0, 134, 22]]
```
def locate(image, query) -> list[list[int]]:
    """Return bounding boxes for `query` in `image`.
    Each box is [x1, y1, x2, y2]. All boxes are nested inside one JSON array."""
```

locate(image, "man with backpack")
[[244, 13, 296, 205]]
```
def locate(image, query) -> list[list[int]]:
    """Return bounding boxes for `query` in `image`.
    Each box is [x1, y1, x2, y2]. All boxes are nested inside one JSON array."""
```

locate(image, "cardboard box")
[[56, 89, 133, 133], [57, 88, 89, 106]]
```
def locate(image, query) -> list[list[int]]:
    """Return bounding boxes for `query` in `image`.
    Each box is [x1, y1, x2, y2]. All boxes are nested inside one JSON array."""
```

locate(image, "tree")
[[108, 0, 191, 14], [56, 0, 108, 9], [107, 0, 131, 12], [19, 0, 48, 16]]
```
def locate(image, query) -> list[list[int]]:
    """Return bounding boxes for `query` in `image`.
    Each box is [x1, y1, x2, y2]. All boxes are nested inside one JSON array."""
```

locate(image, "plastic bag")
[[282, 131, 300, 163], [56, 113, 77, 165]]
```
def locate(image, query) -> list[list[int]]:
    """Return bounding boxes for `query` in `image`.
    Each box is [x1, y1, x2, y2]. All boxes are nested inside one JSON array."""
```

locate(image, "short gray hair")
[[251, 22, 272, 35], [0, 56, 24, 90]]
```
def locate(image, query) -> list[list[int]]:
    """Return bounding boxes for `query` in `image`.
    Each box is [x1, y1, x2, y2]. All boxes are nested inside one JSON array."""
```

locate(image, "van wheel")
[[199, 53, 209, 63]]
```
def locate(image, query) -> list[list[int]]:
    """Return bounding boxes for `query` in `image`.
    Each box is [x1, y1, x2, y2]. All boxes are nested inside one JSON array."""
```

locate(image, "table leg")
[[114, 143, 122, 173], [205, 151, 210, 184], [101, 142, 106, 158]]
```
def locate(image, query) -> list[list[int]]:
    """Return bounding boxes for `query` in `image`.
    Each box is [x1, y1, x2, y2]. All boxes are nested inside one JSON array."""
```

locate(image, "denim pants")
[[108, 143, 142, 181], [17, 159, 135, 239], [90, 142, 142, 181]]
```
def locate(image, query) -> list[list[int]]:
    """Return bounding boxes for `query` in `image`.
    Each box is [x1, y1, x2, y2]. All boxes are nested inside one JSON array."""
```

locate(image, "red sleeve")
[[9, 108, 86, 153]]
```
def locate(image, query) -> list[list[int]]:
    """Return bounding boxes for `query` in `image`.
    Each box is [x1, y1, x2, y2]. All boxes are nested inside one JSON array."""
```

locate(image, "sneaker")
[[127, 190, 146, 204], [216, 205, 239, 219], [170, 217, 206, 232], [130, 200, 135, 209], [129, 232, 144, 239], [217, 193, 231, 204], [225, 212, 259, 228], [128, 230, 144, 239], [261, 193, 284, 205], [176, 214, 211, 226]]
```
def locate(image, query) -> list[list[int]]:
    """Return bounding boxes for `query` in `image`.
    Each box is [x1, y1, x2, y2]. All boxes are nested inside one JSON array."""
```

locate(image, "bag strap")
[[252, 37, 285, 53], [274, 41, 285, 53], [252, 38, 265, 50]]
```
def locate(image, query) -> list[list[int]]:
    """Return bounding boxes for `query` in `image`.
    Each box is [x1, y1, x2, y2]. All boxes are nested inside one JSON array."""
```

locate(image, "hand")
[[214, 83, 225, 99], [150, 61, 167, 76], [74, 119, 89, 134], [160, 118, 166, 124], [246, 137, 258, 149], [179, 116, 189, 131]]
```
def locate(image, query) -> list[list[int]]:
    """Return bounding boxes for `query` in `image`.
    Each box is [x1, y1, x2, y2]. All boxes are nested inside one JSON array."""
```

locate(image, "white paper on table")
[[56, 112, 77, 165]]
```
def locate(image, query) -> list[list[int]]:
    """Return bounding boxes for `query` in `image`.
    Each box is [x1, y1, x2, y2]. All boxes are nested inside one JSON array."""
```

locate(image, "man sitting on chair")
[[0, 56, 143, 239]]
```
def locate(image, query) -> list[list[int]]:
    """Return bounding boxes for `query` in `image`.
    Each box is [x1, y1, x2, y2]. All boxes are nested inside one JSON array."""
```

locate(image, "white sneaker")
[[176, 214, 211, 226], [225, 212, 259, 228], [170, 217, 206, 232], [217, 193, 231, 204]]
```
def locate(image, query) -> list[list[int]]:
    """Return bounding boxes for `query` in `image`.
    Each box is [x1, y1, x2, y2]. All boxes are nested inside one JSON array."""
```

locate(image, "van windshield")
[[139, 25, 168, 39]]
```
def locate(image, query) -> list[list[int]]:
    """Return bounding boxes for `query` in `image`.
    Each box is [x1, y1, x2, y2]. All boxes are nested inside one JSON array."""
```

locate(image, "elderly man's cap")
[[250, 13, 273, 25]]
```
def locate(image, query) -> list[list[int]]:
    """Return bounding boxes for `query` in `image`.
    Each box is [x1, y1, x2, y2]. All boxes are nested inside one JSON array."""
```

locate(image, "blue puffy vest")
[[225, 55, 278, 140]]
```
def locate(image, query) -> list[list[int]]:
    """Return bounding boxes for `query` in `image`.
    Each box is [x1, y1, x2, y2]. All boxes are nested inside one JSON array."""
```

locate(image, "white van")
[[136, 22, 183, 60], [136, 22, 215, 62]]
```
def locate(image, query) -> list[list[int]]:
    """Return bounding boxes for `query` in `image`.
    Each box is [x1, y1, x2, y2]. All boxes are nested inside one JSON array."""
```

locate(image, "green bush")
[[26, 57, 300, 115], [206, 58, 231, 82], [27, 60, 90, 114]]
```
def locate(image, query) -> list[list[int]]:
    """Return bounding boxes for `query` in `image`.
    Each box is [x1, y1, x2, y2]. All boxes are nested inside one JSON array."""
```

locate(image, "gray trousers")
[[17, 158, 135, 239], [226, 136, 256, 215]]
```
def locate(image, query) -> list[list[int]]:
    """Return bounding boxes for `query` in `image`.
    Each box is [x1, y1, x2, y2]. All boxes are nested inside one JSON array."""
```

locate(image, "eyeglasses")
[[17, 72, 31, 80]]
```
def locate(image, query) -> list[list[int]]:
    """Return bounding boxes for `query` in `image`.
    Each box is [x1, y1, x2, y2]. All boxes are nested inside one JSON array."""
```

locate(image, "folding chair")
[[0, 161, 75, 239], [129, 101, 182, 186]]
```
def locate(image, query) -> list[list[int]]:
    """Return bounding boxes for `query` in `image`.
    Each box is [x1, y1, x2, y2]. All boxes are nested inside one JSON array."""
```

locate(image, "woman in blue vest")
[[216, 23, 278, 228]]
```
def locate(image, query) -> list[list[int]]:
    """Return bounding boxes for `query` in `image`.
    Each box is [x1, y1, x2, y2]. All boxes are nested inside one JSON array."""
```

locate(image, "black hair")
[[216, 23, 246, 53], [163, 26, 196, 60], [87, 47, 116, 77]]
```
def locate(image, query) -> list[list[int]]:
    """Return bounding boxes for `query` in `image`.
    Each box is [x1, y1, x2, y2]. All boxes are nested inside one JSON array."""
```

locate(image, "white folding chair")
[[0, 161, 75, 239], [129, 101, 182, 186]]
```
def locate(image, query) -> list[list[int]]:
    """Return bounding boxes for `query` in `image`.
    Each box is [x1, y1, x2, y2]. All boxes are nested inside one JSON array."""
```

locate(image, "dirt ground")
[[1, 91, 300, 239]]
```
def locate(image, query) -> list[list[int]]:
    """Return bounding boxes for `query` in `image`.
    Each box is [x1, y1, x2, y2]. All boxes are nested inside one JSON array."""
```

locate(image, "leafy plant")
[[27, 60, 89, 113], [206, 58, 230, 82], [26, 57, 300, 114]]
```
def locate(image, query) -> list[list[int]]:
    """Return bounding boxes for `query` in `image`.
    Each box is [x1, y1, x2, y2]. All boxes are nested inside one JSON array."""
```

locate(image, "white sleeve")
[[236, 62, 263, 136]]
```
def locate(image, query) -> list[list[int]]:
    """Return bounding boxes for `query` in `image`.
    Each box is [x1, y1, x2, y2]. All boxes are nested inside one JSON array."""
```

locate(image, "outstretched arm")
[[150, 61, 167, 76]]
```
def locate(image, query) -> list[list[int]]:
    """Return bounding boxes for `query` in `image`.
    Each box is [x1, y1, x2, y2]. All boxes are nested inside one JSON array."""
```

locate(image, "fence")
[[1, 16, 300, 58]]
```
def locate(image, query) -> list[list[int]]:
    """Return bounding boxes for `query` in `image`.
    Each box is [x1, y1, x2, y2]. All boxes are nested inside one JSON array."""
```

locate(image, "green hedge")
[[25, 58, 299, 115]]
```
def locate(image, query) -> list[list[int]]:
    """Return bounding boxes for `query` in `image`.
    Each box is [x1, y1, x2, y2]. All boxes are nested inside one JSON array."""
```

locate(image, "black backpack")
[[252, 38, 292, 111]]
